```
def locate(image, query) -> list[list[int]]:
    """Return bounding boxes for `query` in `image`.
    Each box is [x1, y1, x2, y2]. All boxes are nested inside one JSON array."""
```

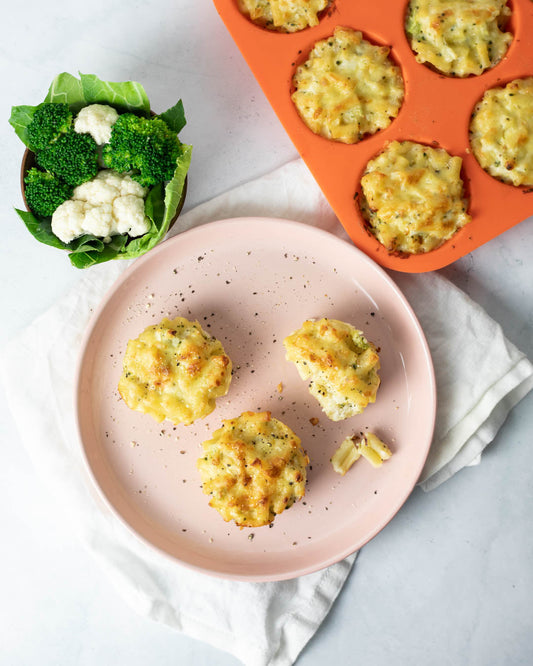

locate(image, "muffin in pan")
[[469, 77, 533, 187], [198, 411, 309, 528], [118, 316, 232, 426], [359, 140, 471, 254], [291, 27, 404, 144], [284, 318, 381, 421], [237, 0, 330, 33], [405, 0, 512, 77]]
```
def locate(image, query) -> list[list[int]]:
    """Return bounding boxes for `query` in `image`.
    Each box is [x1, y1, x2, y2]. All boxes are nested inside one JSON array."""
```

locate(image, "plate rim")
[[74, 216, 437, 581]]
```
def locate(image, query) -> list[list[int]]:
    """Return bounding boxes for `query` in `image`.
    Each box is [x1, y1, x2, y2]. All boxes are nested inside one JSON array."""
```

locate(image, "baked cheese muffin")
[[469, 77, 533, 187], [291, 27, 404, 144], [118, 317, 232, 425], [284, 318, 380, 421], [405, 0, 512, 77], [237, 0, 329, 32], [360, 140, 471, 254], [198, 411, 308, 527]]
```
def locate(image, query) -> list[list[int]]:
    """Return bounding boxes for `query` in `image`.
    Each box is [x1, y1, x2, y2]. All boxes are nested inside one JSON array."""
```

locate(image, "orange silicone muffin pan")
[[213, 0, 533, 272]]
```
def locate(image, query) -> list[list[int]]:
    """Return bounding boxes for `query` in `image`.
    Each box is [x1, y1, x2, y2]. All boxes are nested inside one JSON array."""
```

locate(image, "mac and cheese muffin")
[[237, 0, 329, 32], [284, 318, 381, 421], [291, 27, 404, 144], [198, 411, 308, 527], [360, 140, 471, 254], [405, 0, 512, 77], [469, 77, 533, 187], [118, 317, 232, 426]]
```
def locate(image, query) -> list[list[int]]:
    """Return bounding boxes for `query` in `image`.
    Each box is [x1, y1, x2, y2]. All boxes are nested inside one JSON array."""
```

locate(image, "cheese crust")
[[237, 0, 329, 32], [405, 0, 512, 77], [291, 27, 404, 144], [360, 140, 471, 254], [198, 411, 308, 527], [118, 317, 232, 425], [470, 77, 533, 187], [284, 318, 381, 421]]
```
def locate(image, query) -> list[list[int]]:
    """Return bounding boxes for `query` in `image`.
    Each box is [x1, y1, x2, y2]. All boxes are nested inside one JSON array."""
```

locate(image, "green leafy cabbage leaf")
[[158, 100, 187, 134], [9, 72, 191, 268], [79, 73, 151, 116]]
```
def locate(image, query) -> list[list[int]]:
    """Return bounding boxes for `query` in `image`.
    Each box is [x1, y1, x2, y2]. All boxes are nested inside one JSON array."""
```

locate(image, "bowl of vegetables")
[[10, 73, 192, 269]]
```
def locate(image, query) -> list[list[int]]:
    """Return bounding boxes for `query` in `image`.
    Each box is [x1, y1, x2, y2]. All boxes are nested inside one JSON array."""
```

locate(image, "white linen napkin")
[[3, 158, 532, 666]]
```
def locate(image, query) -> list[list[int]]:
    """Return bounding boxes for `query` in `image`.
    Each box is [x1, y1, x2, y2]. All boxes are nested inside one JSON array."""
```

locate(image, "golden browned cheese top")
[[118, 316, 232, 425], [470, 77, 533, 187], [284, 318, 381, 421], [238, 0, 329, 32], [360, 140, 471, 254], [405, 0, 512, 77], [291, 27, 404, 144], [198, 411, 308, 527]]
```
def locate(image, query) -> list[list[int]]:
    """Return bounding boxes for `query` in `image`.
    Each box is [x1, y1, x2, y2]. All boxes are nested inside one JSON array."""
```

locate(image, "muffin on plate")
[[469, 77, 533, 187], [291, 27, 404, 144], [359, 140, 471, 254], [237, 0, 330, 33], [284, 318, 381, 421], [198, 411, 308, 528], [405, 0, 512, 77], [118, 316, 232, 425]]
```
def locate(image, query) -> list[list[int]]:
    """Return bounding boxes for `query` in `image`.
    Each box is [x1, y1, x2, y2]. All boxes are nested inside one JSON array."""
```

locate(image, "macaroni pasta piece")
[[331, 432, 392, 475]]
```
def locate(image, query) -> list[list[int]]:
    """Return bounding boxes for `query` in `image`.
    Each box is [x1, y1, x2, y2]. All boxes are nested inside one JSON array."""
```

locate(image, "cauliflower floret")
[[72, 176, 118, 205], [74, 104, 119, 145], [83, 202, 114, 237], [51, 170, 150, 244], [51, 200, 88, 243], [73, 169, 147, 203], [113, 195, 149, 236]]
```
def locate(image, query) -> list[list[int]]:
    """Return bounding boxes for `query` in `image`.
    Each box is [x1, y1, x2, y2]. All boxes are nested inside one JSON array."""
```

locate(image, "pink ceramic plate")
[[76, 218, 436, 581]]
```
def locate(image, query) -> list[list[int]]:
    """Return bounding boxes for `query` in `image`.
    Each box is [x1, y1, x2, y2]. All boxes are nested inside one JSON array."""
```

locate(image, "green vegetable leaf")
[[79, 73, 151, 115], [9, 106, 38, 147], [44, 72, 86, 112], [158, 100, 187, 134], [163, 143, 192, 227], [68, 233, 129, 268], [69, 244, 120, 269], [144, 183, 166, 230], [69, 235, 105, 253], [15, 208, 69, 249]]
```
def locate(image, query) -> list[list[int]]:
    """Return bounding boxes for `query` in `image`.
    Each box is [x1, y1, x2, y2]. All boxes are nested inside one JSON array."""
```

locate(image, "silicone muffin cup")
[[213, 0, 533, 273]]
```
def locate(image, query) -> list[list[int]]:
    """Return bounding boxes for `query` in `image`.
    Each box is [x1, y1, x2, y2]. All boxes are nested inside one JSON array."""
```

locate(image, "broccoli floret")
[[24, 168, 73, 217], [27, 103, 73, 151], [36, 129, 99, 186], [101, 113, 182, 187]]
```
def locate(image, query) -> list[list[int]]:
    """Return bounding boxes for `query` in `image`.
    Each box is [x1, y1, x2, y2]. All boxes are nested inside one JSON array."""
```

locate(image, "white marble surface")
[[1, 1, 532, 664]]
